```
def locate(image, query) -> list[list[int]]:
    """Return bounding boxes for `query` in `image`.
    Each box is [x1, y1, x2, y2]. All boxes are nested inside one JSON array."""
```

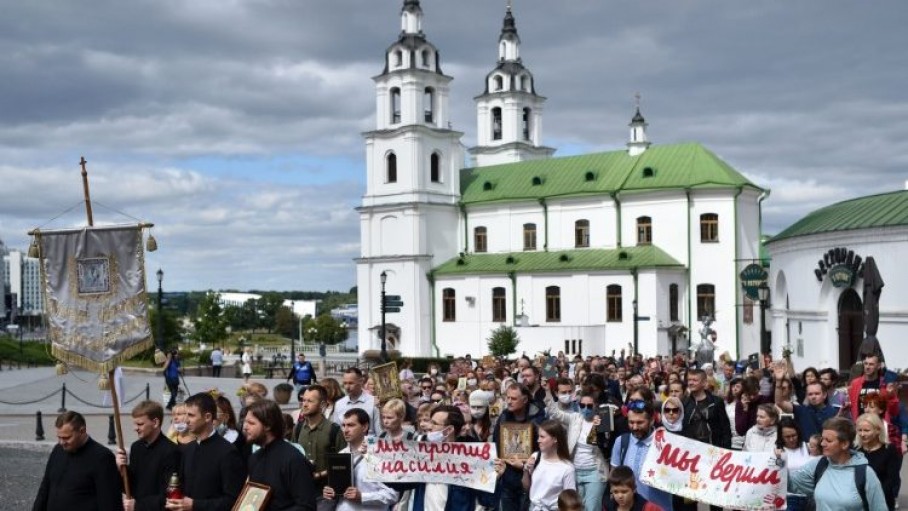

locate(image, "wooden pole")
[[109, 368, 132, 499], [80, 156, 94, 227], [79, 160, 131, 498]]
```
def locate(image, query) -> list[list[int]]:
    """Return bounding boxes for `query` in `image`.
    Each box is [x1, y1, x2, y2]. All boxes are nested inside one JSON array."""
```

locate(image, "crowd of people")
[[33, 347, 907, 511]]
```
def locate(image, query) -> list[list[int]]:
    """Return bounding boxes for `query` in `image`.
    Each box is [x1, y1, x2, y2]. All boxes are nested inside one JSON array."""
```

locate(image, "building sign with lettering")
[[739, 263, 768, 301], [813, 246, 863, 288]]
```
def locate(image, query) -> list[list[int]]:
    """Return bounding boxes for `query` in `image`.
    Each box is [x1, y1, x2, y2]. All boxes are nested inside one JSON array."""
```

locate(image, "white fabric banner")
[[38, 225, 152, 372], [363, 438, 498, 493], [639, 428, 788, 510]]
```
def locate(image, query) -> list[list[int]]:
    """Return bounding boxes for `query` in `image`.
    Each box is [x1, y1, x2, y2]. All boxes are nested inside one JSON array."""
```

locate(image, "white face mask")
[[430, 369, 438, 376], [426, 428, 447, 442], [467, 379, 477, 386], [557, 394, 573, 405], [173, 423, 187, 433], [470, 407, 487, 419]]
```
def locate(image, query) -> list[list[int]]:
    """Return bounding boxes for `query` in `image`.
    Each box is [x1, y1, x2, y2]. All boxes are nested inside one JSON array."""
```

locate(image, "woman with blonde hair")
[[379, 398, 415, 441], [320, 377, 343, 419], [166, 403, 196, 446], [855, 412, 901, 510]]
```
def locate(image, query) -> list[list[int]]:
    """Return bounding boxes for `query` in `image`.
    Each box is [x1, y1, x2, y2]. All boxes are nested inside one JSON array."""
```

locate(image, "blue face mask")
[[581, 408, 595, 420]]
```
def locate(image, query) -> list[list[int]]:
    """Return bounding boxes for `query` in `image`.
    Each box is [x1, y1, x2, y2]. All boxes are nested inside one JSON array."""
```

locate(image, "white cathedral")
[[356, 1, 767, 360]]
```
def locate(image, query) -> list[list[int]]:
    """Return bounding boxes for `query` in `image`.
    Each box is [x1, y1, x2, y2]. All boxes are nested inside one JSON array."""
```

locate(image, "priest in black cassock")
[[33, 411, 124, 511], [244, 400, 317, 511], [166, 392, 246, 511], [116, 400, 181, 511]]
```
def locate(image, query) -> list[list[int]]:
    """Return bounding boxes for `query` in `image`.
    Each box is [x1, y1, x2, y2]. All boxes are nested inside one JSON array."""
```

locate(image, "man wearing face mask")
[[389, 405, 499, 511], [554, 377, 579, 412]]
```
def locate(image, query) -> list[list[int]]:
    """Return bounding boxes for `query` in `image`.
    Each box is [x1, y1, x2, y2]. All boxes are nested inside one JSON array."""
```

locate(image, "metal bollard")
[[107, 415, 116, 445], [145, 382, 150, 401], [35, 411, 45, 441], [58, 383, 67, 413]]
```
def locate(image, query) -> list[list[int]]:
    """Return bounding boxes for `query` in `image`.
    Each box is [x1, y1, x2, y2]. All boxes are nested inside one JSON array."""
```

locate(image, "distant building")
[[3, 250, 44, 320], [766, 189, 908, 370], [356, 1, 766, 360], [216, 292, 317, 319]]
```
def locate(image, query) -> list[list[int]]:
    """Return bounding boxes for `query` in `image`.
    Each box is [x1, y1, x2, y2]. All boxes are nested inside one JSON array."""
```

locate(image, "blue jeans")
[[575, 468, 605, 511], [786, 494, 806, 511]]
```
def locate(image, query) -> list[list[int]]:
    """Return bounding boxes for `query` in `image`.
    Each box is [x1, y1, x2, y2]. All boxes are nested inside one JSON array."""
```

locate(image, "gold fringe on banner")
[[97, 373, 111, 391], [51, 337, 154, 374], [55, 361, 69, 375], [153, 349, 166, 365]]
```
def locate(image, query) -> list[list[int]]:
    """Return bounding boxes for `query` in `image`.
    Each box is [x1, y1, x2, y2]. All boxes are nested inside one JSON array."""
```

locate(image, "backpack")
[[604, 433, 633, 503], [804, 457, 868, 511], [687, 403, 712, 444]]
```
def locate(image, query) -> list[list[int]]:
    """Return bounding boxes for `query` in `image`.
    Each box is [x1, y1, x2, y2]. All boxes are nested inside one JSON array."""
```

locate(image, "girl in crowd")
[[863, 392, 903, 454], [744, 403, 779, 452], [167, 403, 196, 446], [215, 395, 245, 449], [732, 377, 761, 450], [855, 412, 902, 510], [468, 390, 493, 442], [415, 402, 434, 437], [799, 367, 819, 405], [427, 362, 443, 383], [320, 377, 343, 419], [807, 434, 822, 456], [523, 420, 577, 511], [774, 417, 814, 511]]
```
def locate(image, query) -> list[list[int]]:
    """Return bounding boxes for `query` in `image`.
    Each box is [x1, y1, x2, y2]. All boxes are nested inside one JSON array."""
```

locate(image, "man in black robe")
[[166, 392, 246, 511], [116, 400, 181, 511], [33, 410, 123, 511], [244, 400, 317, 510]]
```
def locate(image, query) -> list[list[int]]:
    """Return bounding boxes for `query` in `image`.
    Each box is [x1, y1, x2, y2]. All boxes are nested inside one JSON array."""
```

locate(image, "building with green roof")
[[356, 1, 769, 361], [765, 189, 908, 370]]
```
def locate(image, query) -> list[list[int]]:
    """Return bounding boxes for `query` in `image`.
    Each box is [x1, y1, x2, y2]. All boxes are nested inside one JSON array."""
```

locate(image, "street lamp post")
[[632, 299, 639, 356], [380, 271, 388, 362], [156, 268, 164, 351], [758, 283, 771, 355], [289, 301, 296, 361]]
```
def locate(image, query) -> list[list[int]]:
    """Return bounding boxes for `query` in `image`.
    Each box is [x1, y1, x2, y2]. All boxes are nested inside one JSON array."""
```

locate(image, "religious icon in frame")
[[499, 422, 533, 461], [370, 361, 402, 404], [232, 481, 271, 511]]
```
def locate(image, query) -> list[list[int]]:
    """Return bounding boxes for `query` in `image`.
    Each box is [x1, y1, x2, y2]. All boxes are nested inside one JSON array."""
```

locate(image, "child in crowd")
[[604, 466, 663, 511], [806, 434, 822, 456], [557, 489, 583, 511], [523, 420, 576, 511]]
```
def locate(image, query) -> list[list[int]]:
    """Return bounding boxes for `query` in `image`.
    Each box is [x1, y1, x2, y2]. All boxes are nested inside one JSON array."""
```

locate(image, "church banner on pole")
[[36, 224, 153, 372], [640, 428, 788, 510]]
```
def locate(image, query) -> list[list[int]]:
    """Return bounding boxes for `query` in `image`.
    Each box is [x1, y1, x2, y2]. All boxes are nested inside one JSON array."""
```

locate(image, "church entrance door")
[[837, 288, 863, 370]]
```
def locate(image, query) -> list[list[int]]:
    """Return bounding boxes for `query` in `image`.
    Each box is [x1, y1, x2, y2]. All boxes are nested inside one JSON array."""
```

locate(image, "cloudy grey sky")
[[1, 1, 905, 292]]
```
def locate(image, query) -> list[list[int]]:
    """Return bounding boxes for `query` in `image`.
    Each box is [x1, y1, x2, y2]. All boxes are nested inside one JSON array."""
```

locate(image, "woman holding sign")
[[522, 420, 577, 511]]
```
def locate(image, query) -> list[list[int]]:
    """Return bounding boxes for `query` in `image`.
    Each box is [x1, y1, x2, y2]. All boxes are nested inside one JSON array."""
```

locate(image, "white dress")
[[241, 352, 253, 375]]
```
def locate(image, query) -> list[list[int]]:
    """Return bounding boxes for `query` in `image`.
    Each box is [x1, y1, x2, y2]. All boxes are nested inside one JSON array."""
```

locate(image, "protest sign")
[[639, 428, 787, 510], [363, 438, 498, 493]]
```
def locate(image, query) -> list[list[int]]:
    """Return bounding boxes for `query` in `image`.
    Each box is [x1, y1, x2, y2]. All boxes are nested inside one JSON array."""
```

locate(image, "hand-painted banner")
[[363, 438, 498, 493], [639, 428, 788, 510]]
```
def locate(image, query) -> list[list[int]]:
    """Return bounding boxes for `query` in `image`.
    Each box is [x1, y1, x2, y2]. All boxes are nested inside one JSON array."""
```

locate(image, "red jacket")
[[848, 374, 899, 420]]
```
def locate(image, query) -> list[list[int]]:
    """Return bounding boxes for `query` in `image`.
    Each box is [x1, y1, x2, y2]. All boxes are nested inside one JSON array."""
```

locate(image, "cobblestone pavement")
[[0, 444, 53, 510]]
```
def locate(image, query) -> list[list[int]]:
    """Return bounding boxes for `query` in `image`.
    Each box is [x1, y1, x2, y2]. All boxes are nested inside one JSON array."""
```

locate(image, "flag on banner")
[[36, 224, 153, 372]]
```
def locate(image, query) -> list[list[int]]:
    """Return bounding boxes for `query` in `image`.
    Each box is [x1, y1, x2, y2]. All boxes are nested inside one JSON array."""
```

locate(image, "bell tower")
[[358, 0, 463, 357], [469, 4, 554, 167]]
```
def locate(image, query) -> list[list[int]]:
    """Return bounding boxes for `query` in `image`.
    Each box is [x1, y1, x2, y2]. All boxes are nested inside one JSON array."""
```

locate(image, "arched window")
[[669, 284, 679, 322], [390, 88, 401, 124], [522, 108, 531, 141], [574, 219, 589, 248], [696, 284, 715, 320], [607, 284, 622, 322], [474, 226, 487, 253], [492, 287, 506, 322], [430, 152, 440, 183], [386, 153, 397, 183], [394, 50, 403, 67], [424, 87, 434, 123], [637, 216, 652, 245], [494, 75, 503, 91], [546, 286, 561, 322], [421, 49, 430, 67], [442, 288, 456, 322], [523, 223, 536, 251], [492, 107, 502, 140], [700, 213, 719, 242], [519, 75, 527, 91]]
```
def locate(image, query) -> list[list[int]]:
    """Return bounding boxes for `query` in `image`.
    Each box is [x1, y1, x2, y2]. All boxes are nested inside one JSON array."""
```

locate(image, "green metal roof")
[[769, 190, 908, 243], [433, 246, 684, 276], [460, 142, 760, 205]]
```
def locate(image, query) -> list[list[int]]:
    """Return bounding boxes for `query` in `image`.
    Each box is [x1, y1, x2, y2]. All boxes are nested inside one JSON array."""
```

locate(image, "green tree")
[[149, 306, 183, 348], [274, 305, 297, 339], [301, 314, 347, 345], [487, 325, 520, 357], [192, 292, 228, 347], [257, 292, 285, 332]]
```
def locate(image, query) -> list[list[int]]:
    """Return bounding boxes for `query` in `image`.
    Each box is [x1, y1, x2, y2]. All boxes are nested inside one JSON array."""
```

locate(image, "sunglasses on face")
[[663, 407, 680, 414], [578, 403, 596, 410], [626, 400, 647, 412]]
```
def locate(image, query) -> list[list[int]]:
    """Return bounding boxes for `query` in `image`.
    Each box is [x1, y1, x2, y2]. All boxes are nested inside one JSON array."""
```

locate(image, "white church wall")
[[547, 197, 615, 250]]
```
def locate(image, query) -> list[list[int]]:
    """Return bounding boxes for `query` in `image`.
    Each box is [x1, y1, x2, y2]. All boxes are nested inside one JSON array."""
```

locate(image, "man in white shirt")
[[322, 408, 398, 511], [332, 367, 381, 435]]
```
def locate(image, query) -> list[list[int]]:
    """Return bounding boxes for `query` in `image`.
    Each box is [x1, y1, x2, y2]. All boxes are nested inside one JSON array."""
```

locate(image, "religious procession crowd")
[[33, 346, 907, 511]]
